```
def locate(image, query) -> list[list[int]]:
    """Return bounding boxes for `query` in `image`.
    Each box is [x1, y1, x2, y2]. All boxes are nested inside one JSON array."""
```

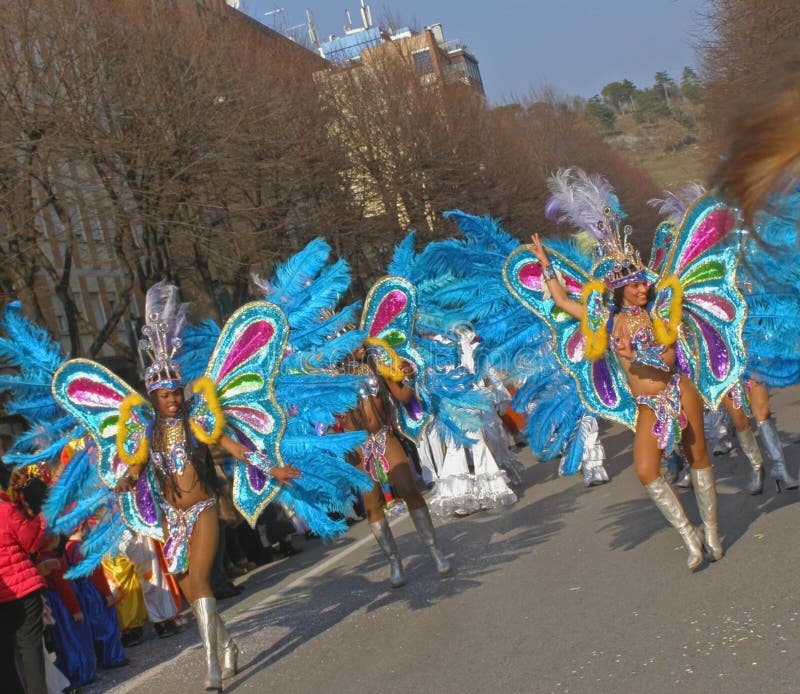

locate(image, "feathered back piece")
[[648, 183, 706, 224], [545, 167, 626, 252], [545, 167, 645, 289], [0, 302, 78, 465], [140, 281, 188, 392]]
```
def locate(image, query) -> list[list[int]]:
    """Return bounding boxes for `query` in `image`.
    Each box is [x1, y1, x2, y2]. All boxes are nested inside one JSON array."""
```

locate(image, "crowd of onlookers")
[[0, 396, 517, 694], [0, 434, 322, 694]]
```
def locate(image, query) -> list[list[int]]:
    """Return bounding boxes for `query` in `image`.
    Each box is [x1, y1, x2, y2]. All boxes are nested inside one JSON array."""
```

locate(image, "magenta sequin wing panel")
[[654, 193, 747, 408], [503, 244, 636, 430], [52, 359, 162, 539], [202, 301, 289, 525]]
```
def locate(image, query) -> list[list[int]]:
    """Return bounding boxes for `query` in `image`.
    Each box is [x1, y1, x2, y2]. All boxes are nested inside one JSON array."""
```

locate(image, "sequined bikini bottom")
[[362, 426, 390, 485], [635, 373, 687, 454], [161, 497, 216, 574]]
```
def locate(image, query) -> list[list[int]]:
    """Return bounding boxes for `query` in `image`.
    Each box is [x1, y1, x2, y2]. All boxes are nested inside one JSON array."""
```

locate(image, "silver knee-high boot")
[[644, 477, 703, 570], [690, 466, 723, 561], [408, 506, 451, 575], [192, 597, 222, 691], [735, 429, 764, 495], [369, 517, 406, 587], [758, 417, 799, 491], [216, 615, 238, 680]]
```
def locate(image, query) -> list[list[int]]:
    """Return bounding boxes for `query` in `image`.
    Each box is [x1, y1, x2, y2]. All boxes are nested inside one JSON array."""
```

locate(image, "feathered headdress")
[[7, 462, 52, 515], [139, 281, 188, 392], [545, 167, 646, 290], [648, 183, 706, 224]]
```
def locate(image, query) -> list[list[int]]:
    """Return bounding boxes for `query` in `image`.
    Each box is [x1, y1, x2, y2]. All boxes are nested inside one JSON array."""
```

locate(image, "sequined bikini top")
[[610, 305, 670, 372], [150, 417, 190, 476]]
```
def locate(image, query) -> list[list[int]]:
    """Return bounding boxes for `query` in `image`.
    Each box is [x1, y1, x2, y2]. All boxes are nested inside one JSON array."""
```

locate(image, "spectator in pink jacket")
[[0, 445, 48, 694]]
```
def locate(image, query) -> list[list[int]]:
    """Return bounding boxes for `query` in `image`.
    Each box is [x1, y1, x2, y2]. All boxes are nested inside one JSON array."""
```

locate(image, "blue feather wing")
[[178, 319, 220, 383], [504, 244, 635, 429], [0, 302, 77, 456], [411, 211, 615, 464], [44, 445, 131, 577], [0, 302, 161, 543], [737, 191, 800, 386]]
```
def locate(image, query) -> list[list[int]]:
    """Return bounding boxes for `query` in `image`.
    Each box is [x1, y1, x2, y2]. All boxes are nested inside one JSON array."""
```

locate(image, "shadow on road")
[[224, 462, 589, 690], [597, 437, 800, 559]]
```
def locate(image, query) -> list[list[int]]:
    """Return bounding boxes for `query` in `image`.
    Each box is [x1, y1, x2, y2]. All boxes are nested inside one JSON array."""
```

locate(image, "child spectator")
[[65, 527, 128, 668], [39, 535, 97, 688]]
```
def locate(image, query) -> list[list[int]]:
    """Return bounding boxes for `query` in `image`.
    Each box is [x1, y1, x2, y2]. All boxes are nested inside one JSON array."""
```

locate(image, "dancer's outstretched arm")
[[529, 233, 584, 320]]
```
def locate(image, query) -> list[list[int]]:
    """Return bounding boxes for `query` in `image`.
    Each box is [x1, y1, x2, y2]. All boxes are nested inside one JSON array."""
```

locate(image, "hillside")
[[603, 104, 710, 190]]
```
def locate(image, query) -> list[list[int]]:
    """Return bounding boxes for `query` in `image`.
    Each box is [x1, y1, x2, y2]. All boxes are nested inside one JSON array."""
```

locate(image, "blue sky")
[[238, 0, 708, 104]]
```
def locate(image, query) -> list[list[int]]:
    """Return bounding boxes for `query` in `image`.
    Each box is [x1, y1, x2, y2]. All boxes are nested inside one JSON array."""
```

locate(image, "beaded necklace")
[[155, 416, 185, 453], [617, 304, 651, 335]]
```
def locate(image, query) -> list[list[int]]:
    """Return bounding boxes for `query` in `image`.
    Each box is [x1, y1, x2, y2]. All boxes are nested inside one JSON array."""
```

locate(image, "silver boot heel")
[[735, 428, 764, 495], [369, 517, 406, 587], [192, 597, 222, 691], [691, 466, 723, 561], [645, 477, 703, 570], [216, 615, 238, 679], [409, 506, 451, 575], [759, 418, 798, 491]]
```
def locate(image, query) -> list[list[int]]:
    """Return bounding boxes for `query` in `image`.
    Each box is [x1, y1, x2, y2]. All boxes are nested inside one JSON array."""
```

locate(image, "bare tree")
[[0, 0, 663, 363], [699, 0, 800, 159]]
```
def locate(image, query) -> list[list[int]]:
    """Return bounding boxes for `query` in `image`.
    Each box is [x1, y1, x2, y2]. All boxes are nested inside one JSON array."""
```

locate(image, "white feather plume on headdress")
[[141, 281, 188, 391], [648, 183, 706, 224], [545, 167, 629, 259]]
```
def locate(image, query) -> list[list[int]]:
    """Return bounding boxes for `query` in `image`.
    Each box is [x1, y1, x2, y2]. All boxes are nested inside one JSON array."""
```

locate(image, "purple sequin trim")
[[247, 465, 267, 492], [404, 394, 423, 421], [694, 312, 729, 379], [675, 343, 691, 376], [228, 424, 256, 450], [134, 476, 158, 524], [592, 359, 618, 407]]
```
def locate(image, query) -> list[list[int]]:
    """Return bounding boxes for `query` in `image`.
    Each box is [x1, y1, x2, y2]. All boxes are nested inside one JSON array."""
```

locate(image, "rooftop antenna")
[[306, 8, 320, 47], [360, 0, 372, 29], [263, 7, 284, 29], [345, 9, 352, 32], [286, 22, 306, 42]]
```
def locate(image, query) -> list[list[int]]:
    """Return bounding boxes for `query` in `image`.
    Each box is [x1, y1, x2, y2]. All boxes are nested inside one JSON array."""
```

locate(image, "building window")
[[88, 291, 106, 326], [413, 49, 433, 75], [465, 56, 482, 84]]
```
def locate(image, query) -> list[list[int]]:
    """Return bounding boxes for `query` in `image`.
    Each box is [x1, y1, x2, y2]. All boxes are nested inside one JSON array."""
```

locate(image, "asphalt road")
[[86, 386, 800, 694]]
